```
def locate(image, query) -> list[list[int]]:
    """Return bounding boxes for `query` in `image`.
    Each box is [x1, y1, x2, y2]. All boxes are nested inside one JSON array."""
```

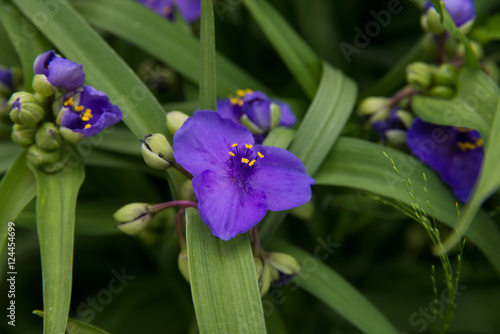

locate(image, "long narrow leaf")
[[186, 208, 266, 333], [199, 0, 216, 110], [29, 163, 85, 334], [33, 310, 111, 334]]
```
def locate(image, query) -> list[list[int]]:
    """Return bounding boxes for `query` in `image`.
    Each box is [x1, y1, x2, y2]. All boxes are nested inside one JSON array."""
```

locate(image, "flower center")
[[455, 127, 483, 152], [229, 89, 254, 106], [64, 97, 93, 129], [226, 143, 264, 181]]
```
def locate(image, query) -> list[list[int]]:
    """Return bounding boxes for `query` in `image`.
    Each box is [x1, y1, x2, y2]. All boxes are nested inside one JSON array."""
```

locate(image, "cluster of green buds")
[[255, 252, 301, 296], [406, 62, 459, 99]]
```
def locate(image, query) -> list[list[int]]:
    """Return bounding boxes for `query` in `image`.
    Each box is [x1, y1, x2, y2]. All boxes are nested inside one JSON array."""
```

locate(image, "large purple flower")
[[424, 0, 475, 27], [136, 0, 200, 22], [34, 50, 85, 91], [406, 118, 483, 202], [218, 89, 297, 144], [58, 85, 122, 138], [173, 111, 314, 240]]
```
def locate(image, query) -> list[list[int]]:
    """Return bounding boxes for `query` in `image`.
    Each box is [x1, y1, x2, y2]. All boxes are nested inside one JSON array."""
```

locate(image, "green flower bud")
[[114, 203, 154, 235], [435, 64, 458, 86], [396, 109, 414, 129], [458, 19, 475, 34], [35, 122, 63, 150], [406, 62, 435, 92], [266, 252, 301, 276], [357, 97, 390, 116], [269, 103, 281, 129], [457, 41, 483, 59], [240, 114, 265, 135], [429, 85, 455, 99], [259, 259, 272, 297], [27, 144, 62, 166], [386, 130, 407, 146], [32, 74, 57, 97], [483, 61, 500, 83], [254, 256, 264, 279], [423, 8, 446, 35], [166, 111, 189, 136], [178, 249, 190, 282], [59, 127, 85, 144], [8, 92, 45, 125], [141, 133, 174, 170], [11, 124, 36, 147]]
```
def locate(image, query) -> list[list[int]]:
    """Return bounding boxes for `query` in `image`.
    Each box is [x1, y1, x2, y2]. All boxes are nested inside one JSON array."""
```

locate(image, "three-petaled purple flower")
[[58, 85, 122, 138], [217, 89, 297, 144], [34, 50, 85, 91], [173, 111, 314, 240], [424, 0, 475, 28], [406, 118, 484, 202], [136, 0, 201, 22]]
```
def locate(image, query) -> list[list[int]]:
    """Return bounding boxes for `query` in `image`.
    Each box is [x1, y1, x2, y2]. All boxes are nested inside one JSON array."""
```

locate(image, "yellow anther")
[[231, 143, 238, 147], [238, 100, 244, 107], [245, 89, 254, 94], [84, 124, 91, 129], [457, 141, 476, 151], [257, 152, 264, 158], [236, 89, 246, 97], [457, 127, 473, 132], [476, 138, 484, 147], [241, 158, 249, 164], [82, 116, 90, 121], [249, 159, 256, 167], [63, 97, 74, 107], [229, 152, 235, 157], [230, 97, 239, 105], [74, 105, 84, 111], [245, 144, 253, 149]]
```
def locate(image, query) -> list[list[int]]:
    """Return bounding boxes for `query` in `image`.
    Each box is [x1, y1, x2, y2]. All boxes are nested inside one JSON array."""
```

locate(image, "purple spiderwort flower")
[[58, 85, 122, 138], [217, 89, 297, 144], [406, 118, 483, 203], [34, 50, 85, 91], [136, 0, 201, 22], [424, 0, 475, 28], [372, 107, 410, 145], [173, 111, 314, 240]]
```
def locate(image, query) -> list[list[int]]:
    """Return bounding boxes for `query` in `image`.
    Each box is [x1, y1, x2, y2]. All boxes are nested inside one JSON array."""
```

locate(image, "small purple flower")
[[58, 85, 122, 137], [424, 0, 475, 27], [34, 50, 85, 91], [218, 89, 297, 144], [136, 0, 201, 22], [0, 67, 14, 92], [173, 111, 314, 240], [372, 107, 410, 145], [406, 118, 484, 202]]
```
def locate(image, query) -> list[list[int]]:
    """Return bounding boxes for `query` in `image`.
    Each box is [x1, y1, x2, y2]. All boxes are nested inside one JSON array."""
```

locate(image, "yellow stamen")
[[241, 158, 249, 164], [257, 152, 264, 158], [230, 97, 239, 105], [236, 89, 246, 97], [245, 88, 254, 94], [245, 144, 253, 149], [238, 100, 244, 107], [249, 159, 256, 167], [457, 127, 473, 132], [229, 152, 235, 157], [476, 138, 484, 147], [231, 143, 238, 147], [64, 97, 74, 107], [84, 124, 91, 129], [457, 141, 476, 151], [82, 116, 90, 121], [74, 105, 84, 111]]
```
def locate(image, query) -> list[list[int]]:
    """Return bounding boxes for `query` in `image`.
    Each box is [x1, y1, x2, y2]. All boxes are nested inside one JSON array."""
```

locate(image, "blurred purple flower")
[[34, 50, 85, 91], [58, 85, 122, 137], [424, 0, 475, 27], [372, 107, 410, 145], [136, 0, 201, 22], [0, 67, 14, 92], [173, 111, 314, 240], [406, 118, 483, 202]]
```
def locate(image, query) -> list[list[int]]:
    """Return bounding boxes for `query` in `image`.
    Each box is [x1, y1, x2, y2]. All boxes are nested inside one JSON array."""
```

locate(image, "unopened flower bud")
[[166, 111, 189, 136], [35, 122, 63, 150], [357, 97, 390, 116], [8, 92, 45, 125], [423, 0, 475, 33], [11, 124, 36, 147], [258, 258, 272, 296], [435, 64, 458, 86], [32, 74, 58, 97], [406, 62, 435, 92], [266, 252, 301, 276], [240, 114, 265, 135], [141, 133, 174, 170], [429, 85, 455, 99], [421, 7, 446, 35], [114, 203, 154, 235], [396, 109, 414, 129], [27, 144, 63, 166], [59, 127, 85, 144], [178, 249, 190, 282], [483, 61, 500, 83], [457, 41, 483, 59], [269, 103, 281, 129], [385, 130, 407, 146]]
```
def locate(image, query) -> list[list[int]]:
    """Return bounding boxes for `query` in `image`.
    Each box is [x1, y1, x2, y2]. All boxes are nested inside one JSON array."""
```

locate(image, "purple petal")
[[174, 0, 201, 22], [217, 98, 242, 124], [47, 58, 85, 91], [251, 145, 315, 211], [192, 169, 268, 240], [0, 68, 13, 90], [242, 91, 272, 130], [33, 50, 56, 76], [424, 0, 475, 27], [275, 101, 297, 127], [173, 110, 254, 176], [407, 118, 483, 202]]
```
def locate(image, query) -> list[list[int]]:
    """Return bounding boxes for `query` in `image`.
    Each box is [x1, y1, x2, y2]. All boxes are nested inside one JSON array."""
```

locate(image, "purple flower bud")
[[57, 85, 122, 139], [424, 0, 475, 27], [33, 50, 85, 91], [136, 0, 200, 22], [0, 67, 14, 92]]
